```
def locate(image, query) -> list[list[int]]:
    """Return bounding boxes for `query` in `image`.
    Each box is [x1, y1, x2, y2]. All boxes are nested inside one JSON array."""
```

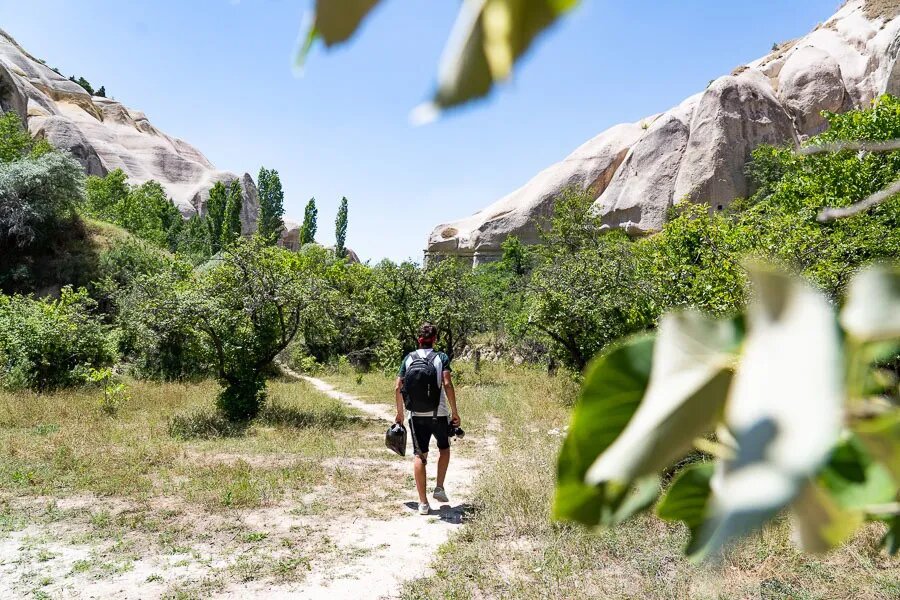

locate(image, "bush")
[[0, 287, 116, 390]]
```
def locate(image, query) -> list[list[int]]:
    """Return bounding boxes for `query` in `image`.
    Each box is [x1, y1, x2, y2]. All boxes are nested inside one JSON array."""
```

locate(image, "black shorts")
[[408, 416, 450, 455]]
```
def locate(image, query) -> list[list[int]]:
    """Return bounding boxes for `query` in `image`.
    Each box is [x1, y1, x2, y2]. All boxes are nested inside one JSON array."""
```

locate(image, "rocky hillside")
[[428, 0, 900, 264], [0, 28, 262, 234]]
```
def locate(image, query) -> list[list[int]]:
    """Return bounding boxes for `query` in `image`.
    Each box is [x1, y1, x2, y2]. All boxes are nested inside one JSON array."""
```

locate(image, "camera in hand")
[[448, 424, 465, 439]]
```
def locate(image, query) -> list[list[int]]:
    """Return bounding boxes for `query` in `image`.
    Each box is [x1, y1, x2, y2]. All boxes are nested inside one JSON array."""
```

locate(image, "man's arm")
[[443, 371, 460, 426], [394, 377, 405, 424]]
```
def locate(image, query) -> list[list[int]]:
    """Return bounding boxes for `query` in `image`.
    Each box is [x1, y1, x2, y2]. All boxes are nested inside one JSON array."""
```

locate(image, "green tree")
[[205, 182, 228, 254], [334, 196, 348, 258], [95, 86, 106, 98], [221, 179, 243, 248], [184, 238, 325, 421], [256, 167, 285, 244], [300, 197, 318, 245], [84, 169, 129, 222], [0, 112, 33, 163], [178, 214, 210, 261]]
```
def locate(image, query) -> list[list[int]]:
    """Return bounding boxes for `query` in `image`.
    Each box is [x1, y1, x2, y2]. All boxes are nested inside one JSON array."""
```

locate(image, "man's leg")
[[413, 453, 428, 504], [436, 447, 450, 489]]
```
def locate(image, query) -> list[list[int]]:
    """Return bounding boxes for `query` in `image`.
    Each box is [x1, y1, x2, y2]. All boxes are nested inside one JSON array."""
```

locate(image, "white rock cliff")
[[428, 0, 900, 263], [0, 28, 260, 234]]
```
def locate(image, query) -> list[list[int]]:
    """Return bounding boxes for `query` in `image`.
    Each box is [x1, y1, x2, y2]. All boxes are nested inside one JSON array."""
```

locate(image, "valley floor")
[[0, 364, 897, 599]]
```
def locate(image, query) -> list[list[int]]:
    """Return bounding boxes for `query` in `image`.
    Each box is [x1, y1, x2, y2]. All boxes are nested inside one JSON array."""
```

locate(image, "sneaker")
[[418, 502, 430, 515], [433, 487, 449, 503]]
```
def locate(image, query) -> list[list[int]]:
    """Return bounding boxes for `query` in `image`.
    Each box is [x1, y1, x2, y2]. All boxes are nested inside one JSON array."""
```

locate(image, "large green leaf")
[[585, 312, 741, 485], [311, 0, 383, 47], [414, 0, 581, 119], [656, 462, 715, 557], [553, 334, 654, 525], [697, 267, 844, 558], [854, 411, 900, 482], [841, 265, 900, 343], [819, 434, 897, 509]]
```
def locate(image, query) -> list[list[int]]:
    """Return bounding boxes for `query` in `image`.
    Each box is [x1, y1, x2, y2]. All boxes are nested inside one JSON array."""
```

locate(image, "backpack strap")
[[423, 349, 439, 420]]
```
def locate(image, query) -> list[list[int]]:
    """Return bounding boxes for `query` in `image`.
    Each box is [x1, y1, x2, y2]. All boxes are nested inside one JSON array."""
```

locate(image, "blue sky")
[[1, 0, 838, 262]]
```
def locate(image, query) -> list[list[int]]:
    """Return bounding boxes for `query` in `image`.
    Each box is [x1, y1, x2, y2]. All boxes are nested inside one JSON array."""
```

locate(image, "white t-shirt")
[[400, 349, 451, 418]]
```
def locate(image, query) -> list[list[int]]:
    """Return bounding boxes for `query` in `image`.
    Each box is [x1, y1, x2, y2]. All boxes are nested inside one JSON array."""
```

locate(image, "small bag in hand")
[[385, 422, 407, 456]]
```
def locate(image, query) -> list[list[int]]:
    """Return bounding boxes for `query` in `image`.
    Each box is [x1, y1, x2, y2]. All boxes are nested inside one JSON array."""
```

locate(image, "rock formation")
[[0, 28, 261, 234], [428, 0, 900, 263]]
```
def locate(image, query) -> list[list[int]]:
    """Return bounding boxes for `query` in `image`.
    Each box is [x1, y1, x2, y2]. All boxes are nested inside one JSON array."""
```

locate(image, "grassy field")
[[326, 362, 900, 600], [0, 377, 410, 597], [0, 364, 897, 599]]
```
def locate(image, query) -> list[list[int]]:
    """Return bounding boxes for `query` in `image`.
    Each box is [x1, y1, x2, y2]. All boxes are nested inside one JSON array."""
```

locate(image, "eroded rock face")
[[429, 0, 900, 259], [0, 28, 260, 233], [673, 70, 798, 209], [427, 122, 645, 258]]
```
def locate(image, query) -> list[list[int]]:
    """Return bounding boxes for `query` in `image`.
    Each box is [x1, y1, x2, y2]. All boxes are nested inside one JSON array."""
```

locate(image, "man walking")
[[394, 323, 460, 515]]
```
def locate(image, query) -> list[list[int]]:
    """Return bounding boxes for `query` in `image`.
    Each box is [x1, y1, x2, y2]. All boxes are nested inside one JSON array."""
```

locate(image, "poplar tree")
[[257, 167, 285, 245], [221, 179, 243, 248], [300, 197, 318, 245], [334, 196, 348, 258], [205, 182, 228, 254]]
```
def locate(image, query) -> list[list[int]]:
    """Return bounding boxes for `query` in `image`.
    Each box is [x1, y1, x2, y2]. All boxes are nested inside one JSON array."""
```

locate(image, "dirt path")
[[231, 371, 489, 600]]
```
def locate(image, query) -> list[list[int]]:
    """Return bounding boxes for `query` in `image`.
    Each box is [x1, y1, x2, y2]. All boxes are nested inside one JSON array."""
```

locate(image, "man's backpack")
[[403, 350, 441, 413]]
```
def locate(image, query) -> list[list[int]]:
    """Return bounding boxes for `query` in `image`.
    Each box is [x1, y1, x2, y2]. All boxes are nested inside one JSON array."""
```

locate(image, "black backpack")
[[403, 350, 441, 413]]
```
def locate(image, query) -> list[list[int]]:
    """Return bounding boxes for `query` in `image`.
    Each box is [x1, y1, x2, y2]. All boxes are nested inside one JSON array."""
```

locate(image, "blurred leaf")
[[792, 481, 864, 553], [415, 0, 581, 118], [310, 0, 383, 47], [841, 265, 900, 342], [585, 312, 740, 485], [819, 434, 897, 509], [697, 267, 843, 558], [553, 334, 653, 525], [656, 462, 715, 557], [854, 411, 900, 482]]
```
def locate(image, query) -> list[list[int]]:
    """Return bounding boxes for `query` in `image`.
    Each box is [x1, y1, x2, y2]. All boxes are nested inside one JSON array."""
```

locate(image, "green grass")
[[388, 361, 900, 600]]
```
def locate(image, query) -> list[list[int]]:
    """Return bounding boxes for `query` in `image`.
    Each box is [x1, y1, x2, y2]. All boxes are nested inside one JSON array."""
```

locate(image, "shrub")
[[0, 287, 116, 390]]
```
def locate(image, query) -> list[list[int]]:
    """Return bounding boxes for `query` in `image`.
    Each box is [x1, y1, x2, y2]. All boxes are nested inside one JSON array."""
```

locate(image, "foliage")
[[184, 237, 326, 421], [301, 0, 583, 115], [68, 75, 96, 96], [83, 170, 184, 251], [0, 112, 34, 163], [0, 287, 115, 390], [205, 182, 228, 255], [221, 179, 243, 248], [554, 264, 900, 559], [256, 167, 285, 245], [0, 151, 84, 248], [334, 196, 348, 258], [300, 197, 318, 245], [84, 367, 129, 416]]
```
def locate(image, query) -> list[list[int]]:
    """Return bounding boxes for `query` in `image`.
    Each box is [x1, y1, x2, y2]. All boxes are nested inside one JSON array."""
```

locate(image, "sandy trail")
[[219, 372, 488, 600]]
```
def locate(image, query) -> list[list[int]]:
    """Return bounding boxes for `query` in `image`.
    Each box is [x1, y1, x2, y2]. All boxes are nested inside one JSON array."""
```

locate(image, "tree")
[[257, 167, 285, 245], [221, 179, 243, 248], [184, 238, 325, 421], [84, 169, 129, 222], [0, 151, 84, 248], [205, 182, 228, 254], [334, 196, 348, 258], [69, 76, 94, 96], [95, 86, 106, 98], [300, 197, 318, 245], [0, 112, 33, 163]]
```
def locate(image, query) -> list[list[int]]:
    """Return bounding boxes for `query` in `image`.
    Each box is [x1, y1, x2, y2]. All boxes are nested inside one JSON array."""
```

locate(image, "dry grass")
[[387, 361, 900, 600], [0, 377, 408, 597], [864, 0, 900, 19]]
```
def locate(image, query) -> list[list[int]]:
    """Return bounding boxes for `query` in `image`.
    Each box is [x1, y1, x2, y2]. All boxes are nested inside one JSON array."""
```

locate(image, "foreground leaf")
[[697, 267, 843, 558], [310, 0, 383, 47], [553, 334, 653, 525], [416, 0, 581, 118], [854, 411, 900, 482], [841, 265, 900, 342], [792, 481, 864, 553], [585, 312, 740, 485], [656, 462, 715, 556]]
